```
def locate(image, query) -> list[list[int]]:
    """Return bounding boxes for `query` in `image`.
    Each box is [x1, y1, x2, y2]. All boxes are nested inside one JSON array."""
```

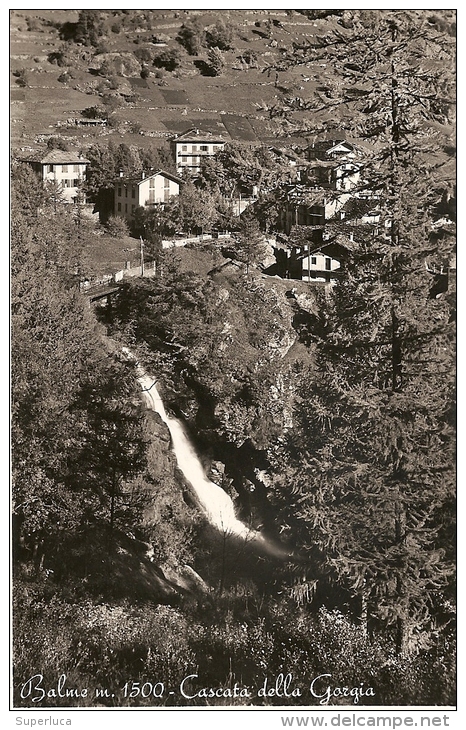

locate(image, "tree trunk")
[[394, 495, 408, 655]]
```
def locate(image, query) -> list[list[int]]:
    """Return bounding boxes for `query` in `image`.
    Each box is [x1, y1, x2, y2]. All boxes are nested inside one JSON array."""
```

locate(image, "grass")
[[160, 89, 190, 105], [83, 231, 141, 277], [10, 8, 333, 150]]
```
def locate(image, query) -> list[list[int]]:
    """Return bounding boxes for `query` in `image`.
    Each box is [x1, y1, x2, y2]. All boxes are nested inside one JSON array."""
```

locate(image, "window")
[[47, 165, 53, 173], [118, 187, 122, 197], [132, 188, 135, 198], [200, 145, 208, 152], [181, 156, 187, 163], [125, 203, 128, 212], [72, 179, 79, 186], [182, 145, 187, 152], [117, 202, 121, 212], [131, 204, 135, 212], [311, 256, 317, 265], [164, 178, 170, 188], [125, 188, 128, 197], [62, 165, 68, 173], [213, 146, 219, 152], [192, 156, 199, 165], [192, 145, 197, 152], [73, 165, 79, 173], [149, 179, 155, 188], [325, 257, 332, 270]]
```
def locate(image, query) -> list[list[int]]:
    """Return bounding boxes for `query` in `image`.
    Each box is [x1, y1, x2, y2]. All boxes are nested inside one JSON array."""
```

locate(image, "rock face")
[[295, 290, 318, 314], [269, 328, 296, 357], [260, 240, 279, 270], [162, 563, 210, 594], [208, 460, 226, 482]]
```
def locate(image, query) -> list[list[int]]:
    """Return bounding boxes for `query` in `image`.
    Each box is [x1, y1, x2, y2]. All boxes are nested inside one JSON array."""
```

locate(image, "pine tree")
[[269, 10, 456, 654], [74, 10, 105, 47], [231, 213, 269, 276], [11, 165, 149, 562], [206, 47, 225, 77]]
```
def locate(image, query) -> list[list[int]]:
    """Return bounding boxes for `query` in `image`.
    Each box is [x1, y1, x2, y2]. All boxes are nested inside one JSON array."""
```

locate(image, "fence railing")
[[80, 232, 233, 292], [161, 231, 231, 249], [80, 260, 156, 293]]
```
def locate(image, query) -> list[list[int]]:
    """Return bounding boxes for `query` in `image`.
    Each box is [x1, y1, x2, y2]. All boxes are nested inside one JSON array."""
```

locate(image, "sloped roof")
[[307, 139, 353, 159], [306, 235, 357, 257], [22, 150, 90, 164], [171, 127, 226, 144], [117, 170, 184, 186], [285, 185, 328, 206], [307, 137, 379, 160]]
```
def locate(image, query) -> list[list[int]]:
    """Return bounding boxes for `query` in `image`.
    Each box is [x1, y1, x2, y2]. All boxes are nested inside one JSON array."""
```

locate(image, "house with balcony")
[[304, 139, 362, 192], [278, 185, 352, 235], [22, 150, 90, 202], [114, 170, 183, 219], [170, 128, 226, 174]]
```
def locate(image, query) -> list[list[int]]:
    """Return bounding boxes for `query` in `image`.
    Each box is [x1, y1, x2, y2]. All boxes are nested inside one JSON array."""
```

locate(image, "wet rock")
[[208, 459, 226, 482], [295, 291, 318, 314]]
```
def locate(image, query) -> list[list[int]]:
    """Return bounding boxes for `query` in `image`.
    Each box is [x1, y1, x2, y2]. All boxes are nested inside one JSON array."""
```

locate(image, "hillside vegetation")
[[11, 9, 456, 710], [11, 9, 342, 151]]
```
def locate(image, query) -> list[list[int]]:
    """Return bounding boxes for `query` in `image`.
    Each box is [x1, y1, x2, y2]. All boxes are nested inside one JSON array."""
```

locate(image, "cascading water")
[[125, 350, 266, 545]]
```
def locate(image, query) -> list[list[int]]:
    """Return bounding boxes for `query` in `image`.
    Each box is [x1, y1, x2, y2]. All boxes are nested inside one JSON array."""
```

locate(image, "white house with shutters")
[[22, 150, 90, 202], [286, 234, 357, 283], [170, 128, 226, 174], [114, 170, 183, 219]]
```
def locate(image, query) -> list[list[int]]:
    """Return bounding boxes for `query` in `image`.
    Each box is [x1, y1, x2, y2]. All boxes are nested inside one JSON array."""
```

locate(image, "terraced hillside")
[[10, 9, 341, 154]]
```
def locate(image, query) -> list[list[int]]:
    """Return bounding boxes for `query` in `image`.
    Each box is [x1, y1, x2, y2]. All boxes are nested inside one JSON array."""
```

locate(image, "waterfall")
[[126, 352, 265, 545]]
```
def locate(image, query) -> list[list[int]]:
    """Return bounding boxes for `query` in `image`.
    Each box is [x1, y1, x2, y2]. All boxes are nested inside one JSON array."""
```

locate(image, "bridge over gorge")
[[80, 259, 156, 306]]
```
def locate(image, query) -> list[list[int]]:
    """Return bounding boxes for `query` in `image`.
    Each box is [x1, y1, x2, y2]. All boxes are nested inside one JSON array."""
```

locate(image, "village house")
[[278, 185, 353, 235], [272, 137, 385, 235], [22, 150, 90, 203], [304, 139, 362, 191], [286, 233, 356, 283], [114, 169, 183, 219], [170, 128, 226, 174]]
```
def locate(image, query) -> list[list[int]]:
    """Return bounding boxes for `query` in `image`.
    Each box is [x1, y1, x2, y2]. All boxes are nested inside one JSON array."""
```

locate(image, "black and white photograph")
[[10, 4, 457, 720]]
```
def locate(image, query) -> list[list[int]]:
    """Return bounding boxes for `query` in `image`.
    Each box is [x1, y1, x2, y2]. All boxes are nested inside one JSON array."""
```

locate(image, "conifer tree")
[[269, 10, 456, 654]]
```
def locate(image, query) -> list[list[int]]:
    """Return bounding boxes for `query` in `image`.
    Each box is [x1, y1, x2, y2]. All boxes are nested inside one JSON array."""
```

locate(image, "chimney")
[[142, 171, 145, 180]]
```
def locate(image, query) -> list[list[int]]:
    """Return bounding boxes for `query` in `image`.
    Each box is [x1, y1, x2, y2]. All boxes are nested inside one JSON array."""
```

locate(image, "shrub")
[[47, 48, 70, 67], [153, 49, 181, 72], [205, 47, 225, 77], [177, 19, 206, 55], [46, 137, 69, 151], [82, 105, 107, 120], [13, 69, 28, 88], [134, 47, 153, 64], [105, 215, 130, 238], [205, 20, 234, 51]]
